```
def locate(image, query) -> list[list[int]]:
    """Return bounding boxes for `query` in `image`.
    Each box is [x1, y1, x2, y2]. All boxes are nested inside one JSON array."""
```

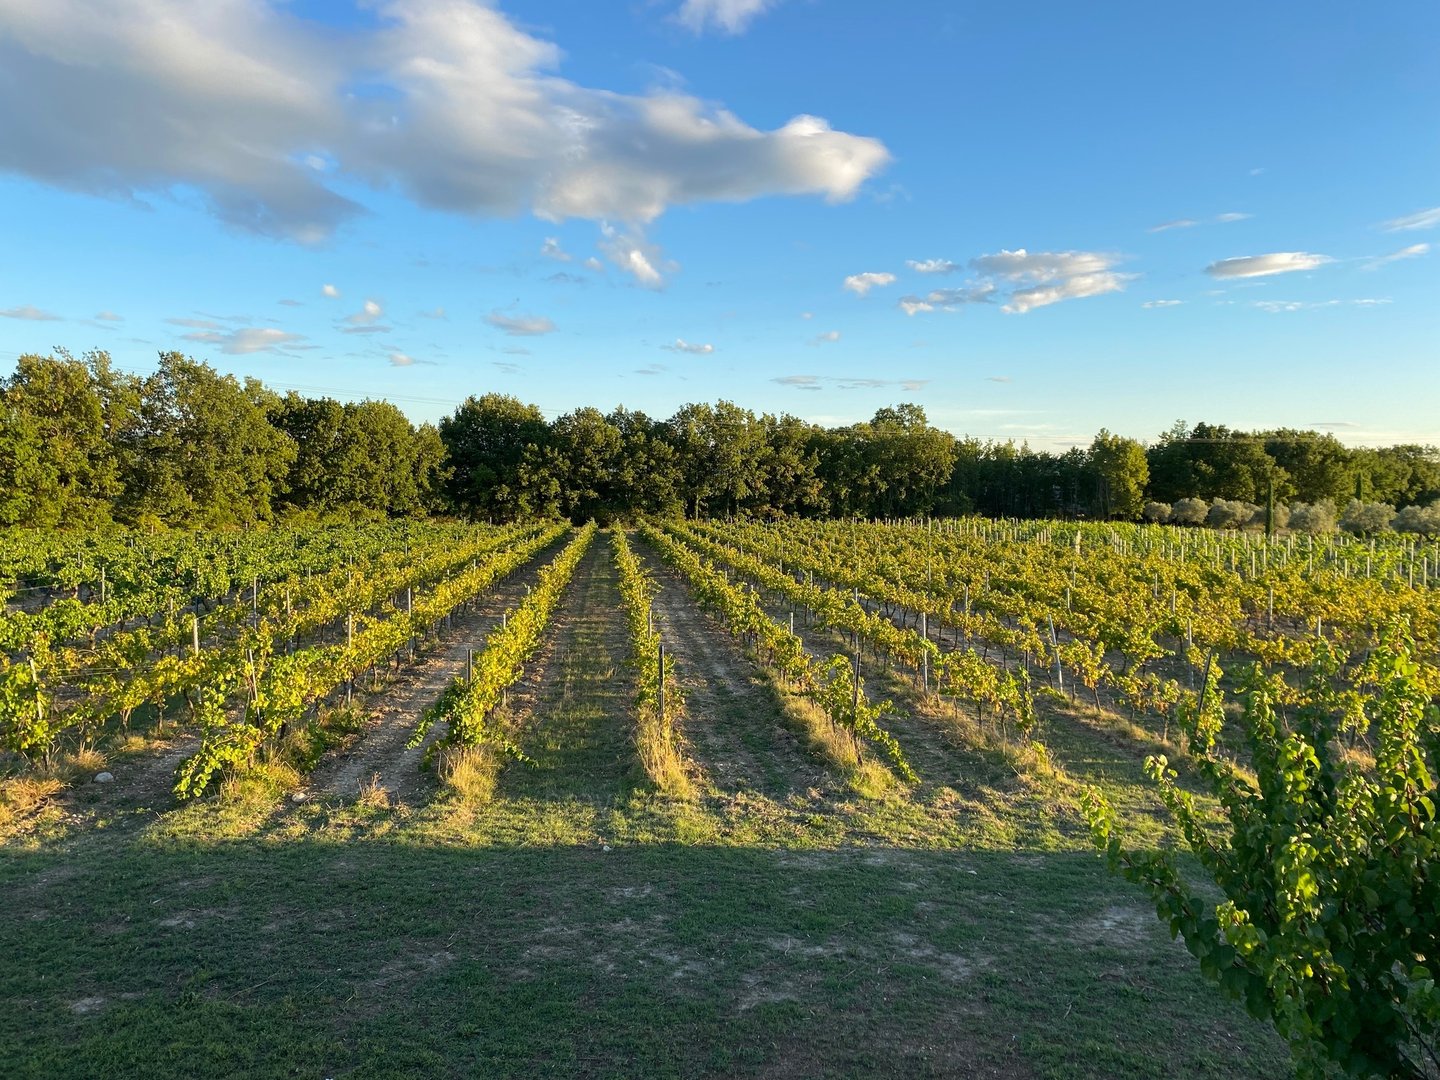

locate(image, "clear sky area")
[[1, 0, 1436, 448]]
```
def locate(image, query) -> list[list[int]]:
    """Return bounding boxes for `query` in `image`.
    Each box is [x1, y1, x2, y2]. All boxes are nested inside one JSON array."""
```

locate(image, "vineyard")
[[2, 519, 1436, 1079]]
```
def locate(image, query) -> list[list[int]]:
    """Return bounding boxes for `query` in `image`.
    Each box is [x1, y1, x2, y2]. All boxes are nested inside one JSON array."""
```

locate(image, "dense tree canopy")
[[3, 353, 1437, 528]]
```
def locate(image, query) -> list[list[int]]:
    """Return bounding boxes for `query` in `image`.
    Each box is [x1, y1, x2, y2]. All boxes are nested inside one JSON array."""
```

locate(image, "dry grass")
[[436, 745, 501, 804], [0, 774, 65, 831], [776, 688, 899, 798], [356, 772, 392, 810], [636, 716, 696, 800]]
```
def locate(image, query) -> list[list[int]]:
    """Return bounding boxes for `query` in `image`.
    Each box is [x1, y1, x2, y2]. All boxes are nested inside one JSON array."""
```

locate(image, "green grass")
[[0, 536, 1291, 1079]]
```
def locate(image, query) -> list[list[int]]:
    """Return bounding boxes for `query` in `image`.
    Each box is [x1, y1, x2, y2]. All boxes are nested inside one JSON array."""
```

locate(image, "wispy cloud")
[[93, 310, 124, 322], [1216, 211, 1252, 223], [165, 316, 223, 330], [181, 326, 304, 354], [1205, 252, 1331, 279], [1253, 298, 1390, 313], [485, 311, 557, 336], [809, 330, 841, 345], [986, 375, 1012, 383], [965, 249, 1133, 314], [1, 304, 63, 321], [898, 282, 996, 315], [545, 271, 586, 285], [541, 237, 571, 261], [1148, 219, 1198, 233], [676, 0, 779, 35], [341, 325, 393, 335], [277, 298, 303, 307], [419, 306, 447, 318], [843, 271, 896, 296], [773, 374, 927, 392], [664, 338, 714, 354], [1381, 206, 1440, 232], [1363, 242, 1429, 271], [906, 258, 959, 274], [388, 351, 434, 367], [344, 299, 383, 325], [1142, 299, 1184, 309]]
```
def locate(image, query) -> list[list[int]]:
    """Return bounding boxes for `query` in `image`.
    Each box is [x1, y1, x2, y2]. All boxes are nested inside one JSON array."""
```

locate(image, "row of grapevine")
[[174, 523, 572, 797], [611, 529, 690, 796], [637, 522, 917, 781], [409, 524, 596, 764]]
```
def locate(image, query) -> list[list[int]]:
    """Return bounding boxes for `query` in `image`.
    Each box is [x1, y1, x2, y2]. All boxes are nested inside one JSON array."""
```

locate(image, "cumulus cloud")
[[540, 237, 570, 261], [322, 284, 340, 298], [810, 330, 841, 344], [665, 338, 714, 354], [1, 304, 62, 321], [1364, 242, 1429, 270], [1382, 206, 1440, 232], [906, 258, 958, 274], [0, 0, 889, 276], [897, 282, 997, 315], [843, 271, 896, 296], [485, 310, 557, 336], [1142, 299, 1184, 308], [1205, 252, 1332, 278], [676, 0, 779, 34], [181, 326, 304, 354], [344, 299, 384, 326], [582, 256, 604, 272]]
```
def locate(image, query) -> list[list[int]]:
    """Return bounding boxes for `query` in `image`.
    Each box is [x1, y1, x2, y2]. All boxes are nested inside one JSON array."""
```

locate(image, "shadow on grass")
[[1, 837, 1288, 1080]]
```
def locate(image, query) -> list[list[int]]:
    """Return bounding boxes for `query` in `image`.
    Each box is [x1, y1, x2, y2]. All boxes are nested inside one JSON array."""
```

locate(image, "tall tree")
[[439, 393, 551, 521], [1089, 429, 1149, 519]]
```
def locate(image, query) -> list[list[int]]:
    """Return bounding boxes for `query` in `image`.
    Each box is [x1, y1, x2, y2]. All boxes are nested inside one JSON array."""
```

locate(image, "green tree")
[[439, 393, 551, 521], [1089, 429, 1149, 519]]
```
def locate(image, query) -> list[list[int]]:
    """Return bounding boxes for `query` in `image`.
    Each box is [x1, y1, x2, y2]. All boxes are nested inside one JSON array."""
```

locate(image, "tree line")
[[3, 350, 1438, 528]]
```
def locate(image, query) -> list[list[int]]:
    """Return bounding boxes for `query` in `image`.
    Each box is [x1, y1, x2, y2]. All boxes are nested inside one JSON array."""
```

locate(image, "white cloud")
[[1142, 299, 1184, 308], [799, 311, 813, 319], [1216, 211, 1252, 223], [277, 298, 303, 307], [0, 1, 887, 252], [94, 310, 123, 321], [842, 271, 896, 296], [773, 373, 926, 392], [600, 223, 671, 286], [810, 330, 841, 345], [344, 299, 383, 325], [962, 249, 1133, 314], [1148, 219, 1197, 233], [676, 0, 779, 34], [1205, 252, 1332, 278], [1364, 242, 1429, 270], [665, 338, 714, 354], [1381, 206, 1440, 232], [0, 304, 62, 321], [1004, 273, 1130, 314], [165, 317, 223, 330], [1252, 299, 1387, 313], [897, 282, 997, 315], [582, 256, 604, 272], [181, 326, 304, 354], [322, 284, 340, 298], [906, 258, 958, 274], [419, 305, 447, 318], [540, 237, 570, 261], [389, 351, 416, 366], [485, 310, 557, 336]]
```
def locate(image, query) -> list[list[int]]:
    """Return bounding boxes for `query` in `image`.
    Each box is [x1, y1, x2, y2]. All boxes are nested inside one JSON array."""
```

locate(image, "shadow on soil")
[[0, 835, 1288, 1080]]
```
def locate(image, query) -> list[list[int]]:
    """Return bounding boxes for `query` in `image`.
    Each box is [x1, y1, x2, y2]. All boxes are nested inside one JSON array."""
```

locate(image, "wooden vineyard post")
[[658, 642, 667, 731], [191, 613, 200, 656], [920, 612, 929, 694], [467, 648, 473, 685], [346, 612, 354, 705], [406, 587, 415, 662]]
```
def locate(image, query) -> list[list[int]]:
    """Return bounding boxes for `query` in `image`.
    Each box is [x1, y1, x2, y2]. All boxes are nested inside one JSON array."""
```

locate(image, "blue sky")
[[0, 0, 1436, 448]]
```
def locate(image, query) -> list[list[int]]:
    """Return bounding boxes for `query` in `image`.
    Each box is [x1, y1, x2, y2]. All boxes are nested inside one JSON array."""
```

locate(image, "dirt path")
[[302, 543, 563, 804], [634, 540, 829, 799]]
